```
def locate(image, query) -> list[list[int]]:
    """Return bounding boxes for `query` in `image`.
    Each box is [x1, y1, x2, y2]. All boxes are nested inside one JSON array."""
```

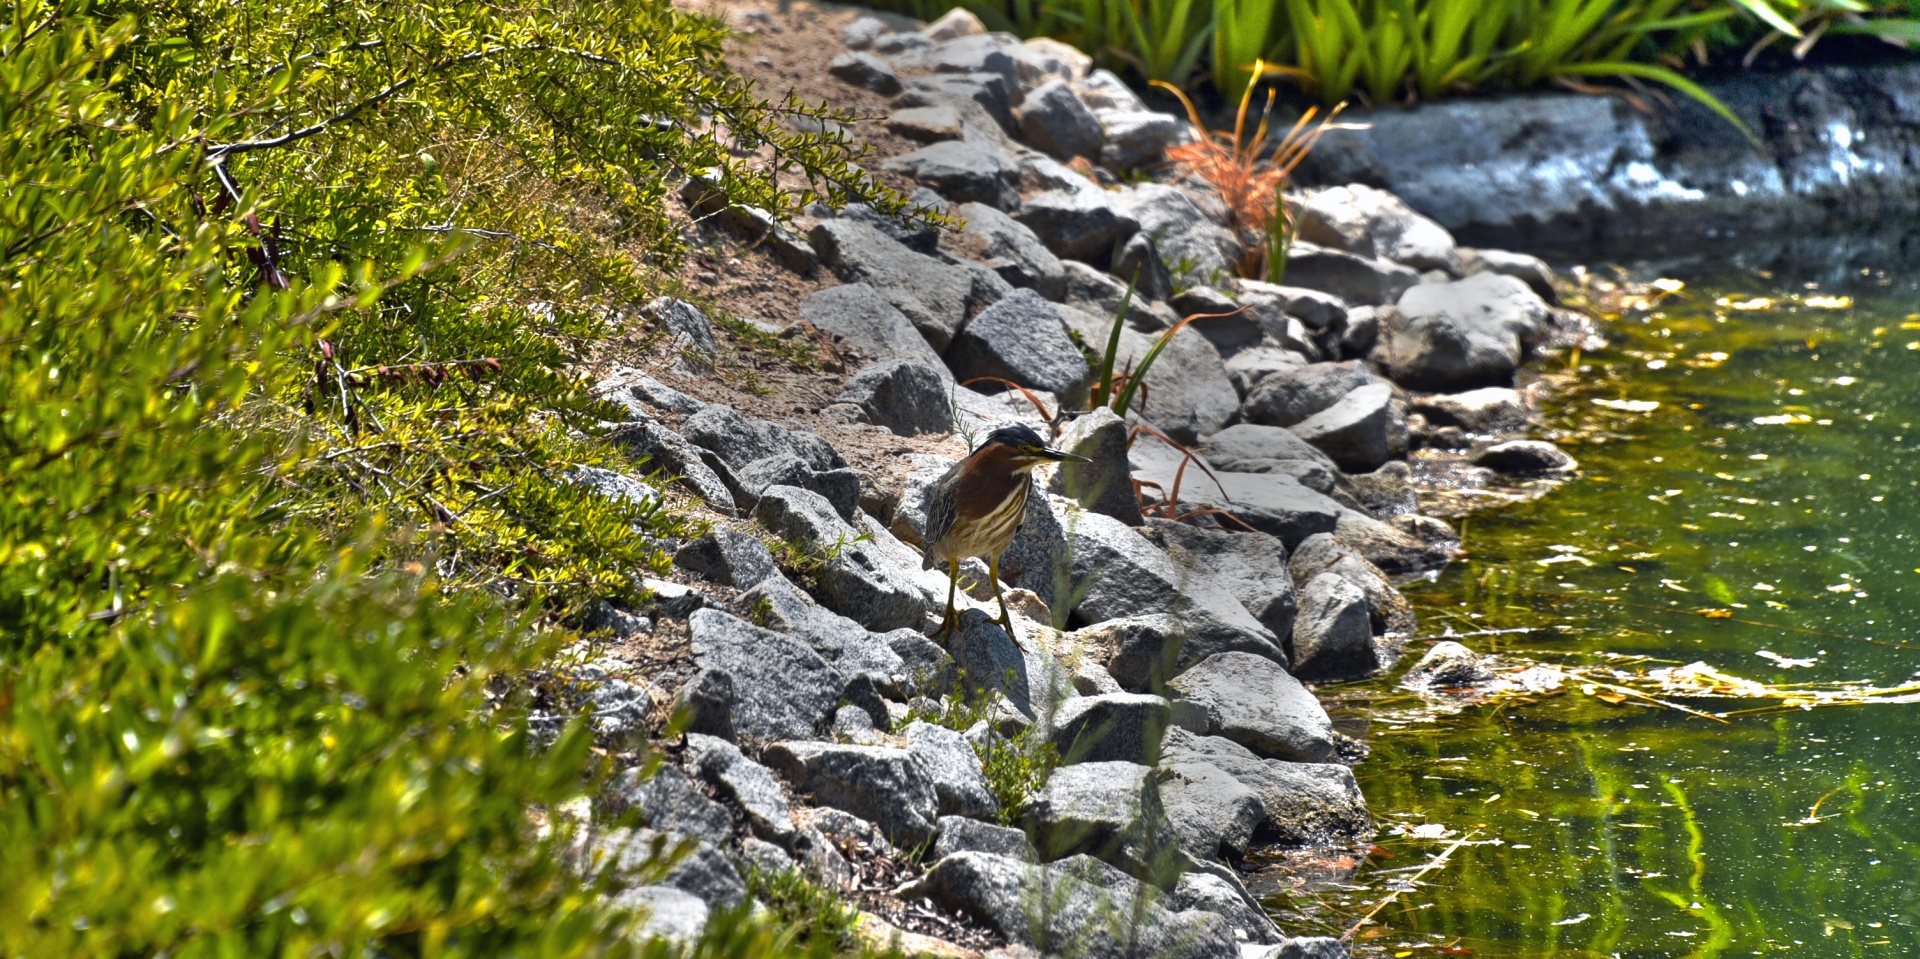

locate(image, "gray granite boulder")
[[1290, 572, 1377, 680], [887, 628, 957, 697], [1475, 438, 1578, 474], [1382, 272, 1550, 389], [811, 219, 977, 350], [934, 816, 1037, 861], [1238, 361, 1379, 428], [679, 405, 845, 473], [1052, 299, 1239, 443], [1411, 385, 1531, 433], [1160, 757, 1264, 860], [763, 741, 941, 848], [1287, 381, 1407, 473], [957, 201, 1067, 299], [905, 721, 1000, 821], [1112, 183, 1243, 285], [674, 528, 778, 589], [685, 733, 796, 842], [947, 608, 1076, 723], [1110, 231, 1174, 303], [595, 367, 706, 417], [898, 852, 1237, 959], [754, 486, 927, 631], [1170, 868, 1283, 944], [1097, 109, 1189, 170], [1234, 279, 1350, 331], [617, 885, 708, 947], [600, 828, 746, 909], [1021, 761, 1183, 884], [922, 35, 1021, 93], [1073, 68, 1145, 111], [828, 51, 901, 94], [1465, 247, 1558, 302], [1293, 184, 1458, 272], [945, 288, 1091, 406], [1011, 189, 1141, 262], [1283, 242, 1421, 306], [1047, 407, 1143, 526], [608, 420, 736, 512], [612, 764, 732, 847], [1167, 652, 1335, 762], [733, 452, 861, 519], [1046, 692, 1170, 765], [1142, 519, 1297, 640], [1403, 640, 1496, 689], [884, 138, 1022, 209], [1162, 728, 1371, 846], [798, 282, 951, 373], [741, 573, 908, 692], [1077, 613, 1287, 692], [836, 359, 953, 436], [1199, 422, 1337, 470], [1017, 78, 1103, 161], [1289, 532, 1418, 636], [687, 609, 842, 742]]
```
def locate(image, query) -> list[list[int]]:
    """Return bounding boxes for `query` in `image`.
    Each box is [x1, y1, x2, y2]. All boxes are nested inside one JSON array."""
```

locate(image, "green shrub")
[[0, 1, 903, 955]]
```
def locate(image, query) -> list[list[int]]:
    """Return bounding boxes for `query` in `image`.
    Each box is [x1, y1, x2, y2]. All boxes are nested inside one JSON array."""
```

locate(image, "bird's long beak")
[[1037, 446, 1093, 463]]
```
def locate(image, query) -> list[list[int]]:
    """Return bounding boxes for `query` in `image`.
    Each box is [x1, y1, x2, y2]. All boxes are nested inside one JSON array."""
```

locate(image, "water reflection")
[[1265, 265, 1920, 957]]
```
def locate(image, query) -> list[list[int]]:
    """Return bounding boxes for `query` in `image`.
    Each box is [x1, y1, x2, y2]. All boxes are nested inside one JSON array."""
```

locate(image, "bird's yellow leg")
[[933, 557, 960, 641], [988, 553, 1015, 639]]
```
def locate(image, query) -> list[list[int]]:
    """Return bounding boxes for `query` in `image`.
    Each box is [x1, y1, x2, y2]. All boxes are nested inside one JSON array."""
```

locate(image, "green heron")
[[922, 424, 1089, 639]]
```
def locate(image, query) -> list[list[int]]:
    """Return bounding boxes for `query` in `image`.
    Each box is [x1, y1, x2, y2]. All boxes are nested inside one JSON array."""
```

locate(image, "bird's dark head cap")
[[976, 424, 1090, 464]]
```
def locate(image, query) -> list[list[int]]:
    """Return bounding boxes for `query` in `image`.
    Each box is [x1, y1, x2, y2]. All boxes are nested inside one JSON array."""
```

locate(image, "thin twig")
[[1343, 829, 1479, 943]]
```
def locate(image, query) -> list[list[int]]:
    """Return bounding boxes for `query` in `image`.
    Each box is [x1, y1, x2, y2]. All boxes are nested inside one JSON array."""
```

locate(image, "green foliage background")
[[0, 0, 900, 954]]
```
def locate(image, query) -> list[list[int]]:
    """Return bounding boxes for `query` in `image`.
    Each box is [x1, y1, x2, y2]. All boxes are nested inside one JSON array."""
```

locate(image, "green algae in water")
[[1288, 273, 1920, 957]]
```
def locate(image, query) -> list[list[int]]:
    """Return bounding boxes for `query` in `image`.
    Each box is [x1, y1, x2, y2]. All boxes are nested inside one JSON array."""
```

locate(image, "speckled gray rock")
[[1294, 184, 1459, 272], [1405, 640, 1496, 689], [679, 405, 846, 473], [648, 297, 718, 365], [887, 103, 964, 142], [885, 628, 956, 697], [1289, 532, 1418, 636], [1199, 423, 1337, 471], [1234, 279, 1350, 331], [1052, 299, 1239, 443], [957, 201, 1066, 299], [1057, 261, 1178, 330], [811, 219, 976, 350], [1021, 761, 1183, 885], [1411, 385, 1531, 433], [1131, 444, 1342, 547], [763, 741, 941, 848], [674, 528, 778, 589], [1046, 692, 1170, 766], [884, 139, 1022, 209], [1142, 519, 1296, 640], [1073, 68, 1145, 111], [595, 367, 707, 417], [1283, 242, 1421, 306], [1162, 727, 1371, 846], [733, 453, 861, 519], [837, 359, 953, 437], [945, 289, 1091, 406], [608, 421, 736, 512], [893, 73, 1018, 134], [1382, 272, 1551, 389], [1287, 381, 1407, 473], [1239, 361, 1380, 428], [828, 51, 901, 94], [1474, 438, 1578, 474], [923, 7, 986, 41], [1290, 572, 1377, 680], [687, 609, 841, 742], [897, 852, 1238, 959], [1017, 79, 1102, 161], [1347, 459, 1420, 518], [1167, 652, 1335, 762], [1160, 757, 1265, 860], [1170, 868, 1283, 945], [798, 283, 950, 374], [1097, 109, 1188, 170], [741, 573, 910, 694], [947, 608, 1076, 723], [612, 764, 732, 847], [934, 816, 1037, 861], [1109, 231, 1174, 303], [1079, 614, 1281, 694], [1061, 511, 1286, 665], [1047, 407, 1143, 526], [904, 721, 999, 821], [922, 35, 1021, 93], [754, 485, 928, 631], [1010, 189, 1141, 262], [600, 828, 745, 909], [617, 885, 709, 947], [1466, 248, 1558, 303], [1112, 183, 1243, 285], [685, 733, 795, 842]]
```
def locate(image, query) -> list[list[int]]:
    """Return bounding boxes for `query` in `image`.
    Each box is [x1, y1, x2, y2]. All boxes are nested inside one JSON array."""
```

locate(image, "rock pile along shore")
[[562, 6, 1601, 956]]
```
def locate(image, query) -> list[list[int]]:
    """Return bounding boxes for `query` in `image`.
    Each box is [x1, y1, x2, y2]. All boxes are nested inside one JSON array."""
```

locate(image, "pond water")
[[1265, 265, 1920, 957]]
